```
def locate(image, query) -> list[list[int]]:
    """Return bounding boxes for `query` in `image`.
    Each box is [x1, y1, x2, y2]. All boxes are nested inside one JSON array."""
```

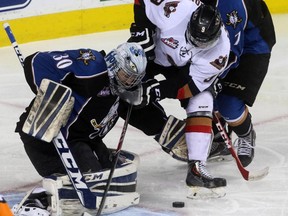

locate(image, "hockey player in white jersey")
[[123, 1, 231, 198]]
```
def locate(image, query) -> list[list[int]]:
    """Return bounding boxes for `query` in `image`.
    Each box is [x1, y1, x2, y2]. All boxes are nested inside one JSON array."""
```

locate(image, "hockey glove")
[[118, 79, 160, 108], [128, 23, 155, 60], [206, 77, 223, 98]]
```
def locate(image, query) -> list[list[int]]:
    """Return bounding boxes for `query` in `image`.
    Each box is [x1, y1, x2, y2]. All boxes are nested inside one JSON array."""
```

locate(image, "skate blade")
[[187, 186, 226, 199], [207, 154, 233, 163]]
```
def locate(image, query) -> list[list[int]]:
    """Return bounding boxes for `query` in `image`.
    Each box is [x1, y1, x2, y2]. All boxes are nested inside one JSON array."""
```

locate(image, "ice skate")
[[186, 160, 226, 199], [208, 141, 232, 162], [208, 123, 232, 162], [234, 128, 256, 167]]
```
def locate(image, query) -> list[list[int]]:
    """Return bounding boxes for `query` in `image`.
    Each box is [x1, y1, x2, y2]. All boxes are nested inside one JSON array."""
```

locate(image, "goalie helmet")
[[105, 42, 147, 95], [186, 4, 222, 49]]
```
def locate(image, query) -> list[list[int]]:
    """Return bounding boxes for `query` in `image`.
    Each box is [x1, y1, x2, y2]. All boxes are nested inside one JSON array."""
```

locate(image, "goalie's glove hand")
[[118, 79, 160, 108], [206, 77, 223, 98], [128, 23, 155, 61]]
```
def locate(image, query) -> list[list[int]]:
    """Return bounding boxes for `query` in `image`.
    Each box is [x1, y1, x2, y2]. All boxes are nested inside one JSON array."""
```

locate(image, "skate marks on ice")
[[1, 14, 288, 216]]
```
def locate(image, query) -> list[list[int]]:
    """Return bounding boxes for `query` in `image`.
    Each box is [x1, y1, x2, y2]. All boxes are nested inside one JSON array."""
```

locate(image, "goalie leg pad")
[[155, 115, 188, 162], [42, 150, 140, 216], [11, 187, 51, 216], [22, 79, 74, 142]]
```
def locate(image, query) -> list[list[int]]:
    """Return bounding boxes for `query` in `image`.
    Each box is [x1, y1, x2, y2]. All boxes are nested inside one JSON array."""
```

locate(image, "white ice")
[[0, 14, 288, 216]]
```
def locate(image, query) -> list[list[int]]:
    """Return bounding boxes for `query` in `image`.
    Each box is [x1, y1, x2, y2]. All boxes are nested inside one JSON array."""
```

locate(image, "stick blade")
[[248, 166, 269, 181]]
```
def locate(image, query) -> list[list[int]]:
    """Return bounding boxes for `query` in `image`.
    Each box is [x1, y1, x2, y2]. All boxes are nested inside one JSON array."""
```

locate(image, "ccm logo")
[[224, 82, 246, 90], [55, 137, 88, 189]]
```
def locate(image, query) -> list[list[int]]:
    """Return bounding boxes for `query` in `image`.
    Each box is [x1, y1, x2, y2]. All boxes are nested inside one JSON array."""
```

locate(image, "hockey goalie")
[[13, 42, 147, 215]]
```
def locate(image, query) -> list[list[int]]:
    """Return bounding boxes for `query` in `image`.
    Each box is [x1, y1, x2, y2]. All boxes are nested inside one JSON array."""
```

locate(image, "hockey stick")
[[3, 23, 24, 67], [3, 22, 97, 209], [213, 112, 269, 181], [96, 105, 133, 216]]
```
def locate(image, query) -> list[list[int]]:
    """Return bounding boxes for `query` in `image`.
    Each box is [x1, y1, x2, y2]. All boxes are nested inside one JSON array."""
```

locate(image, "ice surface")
[[0, 14, 288, 216]]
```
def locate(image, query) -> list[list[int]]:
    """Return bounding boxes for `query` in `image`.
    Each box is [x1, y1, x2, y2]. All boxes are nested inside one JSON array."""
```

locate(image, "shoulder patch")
[[77, 50, 96, 65], [210, 55, 228, 70], [226, 10, 243, 29], [164, 1, 180, 18]]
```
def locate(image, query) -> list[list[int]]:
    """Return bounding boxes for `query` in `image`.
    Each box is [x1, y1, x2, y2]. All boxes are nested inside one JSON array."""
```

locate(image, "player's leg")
[[217, 53, 271, 167], [216, 94, 255, 167], [16, 105, 67, 176], [185, 91, 226, 198], [12, 150, 140, 216]]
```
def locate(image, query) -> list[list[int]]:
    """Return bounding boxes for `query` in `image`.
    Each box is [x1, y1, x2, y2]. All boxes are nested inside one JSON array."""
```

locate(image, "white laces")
[[196, 161, 214, 179], [234, 136, 254, 156]]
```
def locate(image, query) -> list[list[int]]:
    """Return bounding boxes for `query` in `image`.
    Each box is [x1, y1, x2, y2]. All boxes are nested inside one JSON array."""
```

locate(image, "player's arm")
[[128, 0, 156, 60], [25, 50, 109, 98], [119, 65, 223, 108], [22, 79, 74, 142], [244, 0, 276, 51]]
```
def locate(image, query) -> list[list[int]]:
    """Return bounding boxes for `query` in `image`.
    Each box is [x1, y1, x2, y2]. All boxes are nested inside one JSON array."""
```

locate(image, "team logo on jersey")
[[164, 1, 180, 18], [226, 10, 242, 29], [210, 55, 228, 70], [179, 46, 191, 58], [97, 86, 111, 97], [77, 50, 96, 65], [89, 98, 119, 139], [161, 37, 179, 49]]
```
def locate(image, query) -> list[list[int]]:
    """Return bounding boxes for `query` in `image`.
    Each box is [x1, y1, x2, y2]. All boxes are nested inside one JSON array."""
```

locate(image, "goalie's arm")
[[22, 79, 74, 142], [24, 50, 109, 98]]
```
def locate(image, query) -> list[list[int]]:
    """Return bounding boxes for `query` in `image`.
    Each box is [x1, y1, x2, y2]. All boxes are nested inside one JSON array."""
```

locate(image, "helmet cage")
[[105, 43, 147, 94]]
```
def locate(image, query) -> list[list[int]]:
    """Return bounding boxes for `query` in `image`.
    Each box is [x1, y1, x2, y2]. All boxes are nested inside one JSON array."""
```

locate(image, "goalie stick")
[[96, 105, 133, 216], [213, 112, 269, 181], [4, 23, 134, 213]]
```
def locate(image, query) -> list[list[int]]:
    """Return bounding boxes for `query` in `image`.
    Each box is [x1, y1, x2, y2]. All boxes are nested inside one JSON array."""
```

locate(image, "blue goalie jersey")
[[23, 49, 120, 142]]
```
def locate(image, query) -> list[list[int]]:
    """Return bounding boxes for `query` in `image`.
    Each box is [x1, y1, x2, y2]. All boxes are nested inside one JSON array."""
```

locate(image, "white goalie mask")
[[105, 42, 147, 95]]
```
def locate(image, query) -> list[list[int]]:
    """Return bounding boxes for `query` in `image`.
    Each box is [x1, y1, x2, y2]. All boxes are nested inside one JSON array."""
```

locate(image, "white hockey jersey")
[[143, 0, 231, 91]]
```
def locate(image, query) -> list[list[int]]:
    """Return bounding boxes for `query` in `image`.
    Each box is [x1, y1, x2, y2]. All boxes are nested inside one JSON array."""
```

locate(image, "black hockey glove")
[[118, 79, 161, 108], [138, 79, 161, 107], [206, 77, 223, 98], [128, 23, 155, 60]]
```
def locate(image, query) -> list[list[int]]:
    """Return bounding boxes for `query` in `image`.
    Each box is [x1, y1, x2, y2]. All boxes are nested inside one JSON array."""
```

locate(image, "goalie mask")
[[185, 4, 222, 49], [105, 42, 147, 95]]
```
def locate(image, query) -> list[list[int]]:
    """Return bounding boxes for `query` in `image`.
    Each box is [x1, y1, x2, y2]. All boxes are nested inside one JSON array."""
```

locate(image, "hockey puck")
[[172, 201, 185, 208]]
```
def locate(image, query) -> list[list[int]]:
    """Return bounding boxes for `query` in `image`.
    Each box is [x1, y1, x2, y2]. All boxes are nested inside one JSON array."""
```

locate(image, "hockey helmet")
[[105, 42, 147, 94], [186, 4, 222, 49]]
